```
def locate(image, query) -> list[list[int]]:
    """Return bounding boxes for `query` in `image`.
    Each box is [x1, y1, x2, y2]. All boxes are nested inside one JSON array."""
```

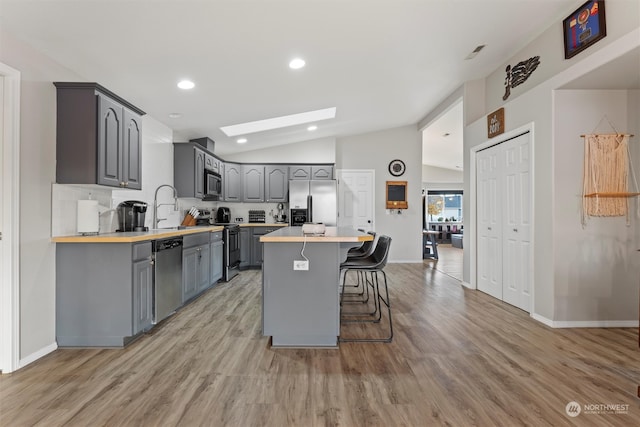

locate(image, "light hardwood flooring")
[[1, 264, 639, 426], [424, 243, 463, 281]]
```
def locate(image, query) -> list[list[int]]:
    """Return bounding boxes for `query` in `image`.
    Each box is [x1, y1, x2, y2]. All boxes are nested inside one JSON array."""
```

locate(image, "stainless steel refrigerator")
[[289, 180, 337, 226]]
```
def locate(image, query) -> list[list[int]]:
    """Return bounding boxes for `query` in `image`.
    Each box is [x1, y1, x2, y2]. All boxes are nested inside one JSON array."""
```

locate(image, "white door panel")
[[337, 170, 374, 232], [476, 132, 531, 312]]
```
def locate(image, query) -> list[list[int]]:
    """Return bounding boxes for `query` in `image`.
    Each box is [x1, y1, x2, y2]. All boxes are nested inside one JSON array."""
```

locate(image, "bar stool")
[[422, 230, 439, 260], [339, 235, 393, 343], [342, 231, 376, 301]]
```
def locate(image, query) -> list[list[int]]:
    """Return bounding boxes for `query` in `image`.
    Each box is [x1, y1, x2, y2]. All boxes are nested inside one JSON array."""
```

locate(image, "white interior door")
[[476, 132, 532, 313], [337, 170, 374, 232], [476, 146, 502, 299], [501, 133, 532, 312]]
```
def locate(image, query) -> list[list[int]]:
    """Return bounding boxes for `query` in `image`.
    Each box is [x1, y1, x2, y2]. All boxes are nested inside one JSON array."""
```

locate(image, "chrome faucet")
[[153, 184, 179, 229]]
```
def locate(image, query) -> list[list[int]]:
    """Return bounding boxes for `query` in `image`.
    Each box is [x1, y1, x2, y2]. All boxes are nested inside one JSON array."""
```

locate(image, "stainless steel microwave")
[[203, 169, 222, 201]]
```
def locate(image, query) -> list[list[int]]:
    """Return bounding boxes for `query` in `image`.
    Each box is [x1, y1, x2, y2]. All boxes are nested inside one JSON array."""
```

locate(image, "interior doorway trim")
[[469, 122, 535, 312], [1, 62, 21, 373]]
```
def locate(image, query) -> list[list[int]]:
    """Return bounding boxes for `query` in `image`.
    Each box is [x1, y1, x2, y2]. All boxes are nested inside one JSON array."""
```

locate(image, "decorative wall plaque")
[[487, 108, 505, 139], [503, 56, 540, 101]]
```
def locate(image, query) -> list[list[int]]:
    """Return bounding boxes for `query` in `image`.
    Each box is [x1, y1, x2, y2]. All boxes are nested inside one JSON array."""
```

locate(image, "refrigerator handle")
[[307, 194, 312, 223]]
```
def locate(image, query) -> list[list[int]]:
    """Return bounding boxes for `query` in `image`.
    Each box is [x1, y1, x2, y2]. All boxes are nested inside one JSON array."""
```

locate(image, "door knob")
[[513, 228, 518, 232], [488, 227, 492, 231]]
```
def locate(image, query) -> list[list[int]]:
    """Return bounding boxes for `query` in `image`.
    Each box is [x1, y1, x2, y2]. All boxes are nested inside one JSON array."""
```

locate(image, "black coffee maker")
[[117, 200, 148, 232]]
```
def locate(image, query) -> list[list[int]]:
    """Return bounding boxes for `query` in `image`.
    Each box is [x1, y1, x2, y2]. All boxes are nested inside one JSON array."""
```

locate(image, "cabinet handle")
[[513, 228, 518, 232], [120, 181, 126, 187]]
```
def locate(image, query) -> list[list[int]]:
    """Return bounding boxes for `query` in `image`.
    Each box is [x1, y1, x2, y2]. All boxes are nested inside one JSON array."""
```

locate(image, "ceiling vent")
[[465, 45, 486, 60]]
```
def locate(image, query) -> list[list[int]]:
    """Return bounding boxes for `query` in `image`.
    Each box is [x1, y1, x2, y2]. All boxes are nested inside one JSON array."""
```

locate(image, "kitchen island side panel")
[[56, 243, 134, 346], [262, 241, 340, 347]]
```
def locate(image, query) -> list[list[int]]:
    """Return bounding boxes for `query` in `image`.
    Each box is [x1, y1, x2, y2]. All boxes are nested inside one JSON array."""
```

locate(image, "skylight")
[[220, 107, 336, 137]]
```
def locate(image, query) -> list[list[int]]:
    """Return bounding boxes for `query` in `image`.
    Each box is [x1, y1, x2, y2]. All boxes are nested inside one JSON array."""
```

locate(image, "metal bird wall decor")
[[503, 55, 541, 101]]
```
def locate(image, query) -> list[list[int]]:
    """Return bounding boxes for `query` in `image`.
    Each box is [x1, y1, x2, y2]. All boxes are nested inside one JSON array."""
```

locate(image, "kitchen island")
[[260, 227, 372, 347]]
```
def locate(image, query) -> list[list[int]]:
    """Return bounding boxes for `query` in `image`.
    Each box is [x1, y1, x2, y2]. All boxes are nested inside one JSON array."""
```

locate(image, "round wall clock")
[[388, 159, 406, 177]]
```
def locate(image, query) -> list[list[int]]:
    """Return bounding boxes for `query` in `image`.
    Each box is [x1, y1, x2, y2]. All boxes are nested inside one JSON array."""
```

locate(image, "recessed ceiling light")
[[168, 113, 183, 119], [289, 58, 306, 69], [237, 138, 247, 144], [307, 125, 317, 131], [220, 107, 336, 137], [177, 79, 195, 89]]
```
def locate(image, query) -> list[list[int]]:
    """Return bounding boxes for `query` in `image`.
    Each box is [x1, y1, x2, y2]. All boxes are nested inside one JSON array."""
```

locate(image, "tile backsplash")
[[51, 184, 116, 236]]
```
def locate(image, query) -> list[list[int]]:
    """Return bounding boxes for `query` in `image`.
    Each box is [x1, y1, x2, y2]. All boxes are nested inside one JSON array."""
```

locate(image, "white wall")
[[336, 125, 422, 262], [485, 0, 640, 112], [462, 12, 639, 322], [0, 28, 85, 361], [422, 164, 463, 184], [553, 89, 639, 322]]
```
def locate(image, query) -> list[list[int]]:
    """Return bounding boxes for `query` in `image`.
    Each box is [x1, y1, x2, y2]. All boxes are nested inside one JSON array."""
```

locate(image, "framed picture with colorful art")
[[563, 0, 606, 59]]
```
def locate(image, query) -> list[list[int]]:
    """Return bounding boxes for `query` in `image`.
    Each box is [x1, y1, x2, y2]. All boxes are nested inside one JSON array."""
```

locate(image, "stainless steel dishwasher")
[[152, 237, 183, 324]]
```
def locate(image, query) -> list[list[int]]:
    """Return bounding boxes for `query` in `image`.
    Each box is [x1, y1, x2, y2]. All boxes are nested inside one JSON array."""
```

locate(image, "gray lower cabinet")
[[174, 144, 205, 199], [182, 233, 210, 302], [56, 241, 153, 347], [54, 82, 145, 189], [239, 227, 251, 268], [210, 231, 223, 284], [251, 227, 280, 266]]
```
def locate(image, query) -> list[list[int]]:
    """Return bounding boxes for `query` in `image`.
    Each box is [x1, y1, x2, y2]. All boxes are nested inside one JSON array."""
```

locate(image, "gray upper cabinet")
[[54, 82, 145, 189], [289, 166, 311, 180], [265, 165, 288, 202], [288, 165, 333, 180], [242, 165, 265, 202], [224, 163, 243, 202], [174, 144, 205, 199], [311, 165, 333, 180]]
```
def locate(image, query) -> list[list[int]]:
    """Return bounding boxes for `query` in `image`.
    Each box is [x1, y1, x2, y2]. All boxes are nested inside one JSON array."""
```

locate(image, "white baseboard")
[[461, 281, 473, 289], [19, 342, 58, 369], [531, 313, 638, 328]]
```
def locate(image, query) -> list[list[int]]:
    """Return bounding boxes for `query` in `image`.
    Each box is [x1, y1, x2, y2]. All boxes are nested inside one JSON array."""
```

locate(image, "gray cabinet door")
[[123, 108, 142, 190], [97, 94, 123, 188], [210, 240, 223, 284], [182, 246, 199, 302], [242, 165, 265, 202], [251, 233, 262, 266], [224, 163, 243, 201], [197, 245, 210, 292], [239, 228, 251, 268], [265, 165, 288, 202], [132, 258, 153, 334], [194, 149, 205, 199], [289, 166, 311, 180], [311, 165, 333, 180]]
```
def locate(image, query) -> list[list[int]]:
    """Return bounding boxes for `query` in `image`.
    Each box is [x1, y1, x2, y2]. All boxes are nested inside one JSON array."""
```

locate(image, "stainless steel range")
[[212, 223, 240, 281]]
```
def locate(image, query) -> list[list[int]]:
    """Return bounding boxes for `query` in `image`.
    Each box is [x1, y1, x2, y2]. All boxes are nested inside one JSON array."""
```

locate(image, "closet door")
[[476, 132, 532, 313], [501, 133, 532, 312], [476, 146, 503, 300]]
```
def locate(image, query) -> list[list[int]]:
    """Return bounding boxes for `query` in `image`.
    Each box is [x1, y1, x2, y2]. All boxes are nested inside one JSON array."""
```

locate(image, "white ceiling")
[[0, 0, 579, 157]]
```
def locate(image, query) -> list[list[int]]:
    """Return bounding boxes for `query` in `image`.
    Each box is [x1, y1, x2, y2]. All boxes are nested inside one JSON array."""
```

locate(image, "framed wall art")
[[563, 0, 606, 59]]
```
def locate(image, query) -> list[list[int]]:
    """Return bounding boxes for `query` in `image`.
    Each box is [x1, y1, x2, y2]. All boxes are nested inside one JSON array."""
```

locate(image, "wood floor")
[[1, 263, 639, 426]]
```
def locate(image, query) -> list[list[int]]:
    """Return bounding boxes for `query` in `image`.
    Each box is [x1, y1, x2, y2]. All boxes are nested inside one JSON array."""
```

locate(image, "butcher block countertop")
[[51, 226, 225, 243], [260, 226, 372, 243]]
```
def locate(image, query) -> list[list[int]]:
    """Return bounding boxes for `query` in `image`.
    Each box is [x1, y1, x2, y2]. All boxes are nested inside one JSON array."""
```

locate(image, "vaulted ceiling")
[[0, 0, 579, 157]]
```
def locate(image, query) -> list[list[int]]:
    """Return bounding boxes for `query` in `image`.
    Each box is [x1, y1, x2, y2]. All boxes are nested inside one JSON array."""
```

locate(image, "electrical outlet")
[[293, 260, 309, 271]]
